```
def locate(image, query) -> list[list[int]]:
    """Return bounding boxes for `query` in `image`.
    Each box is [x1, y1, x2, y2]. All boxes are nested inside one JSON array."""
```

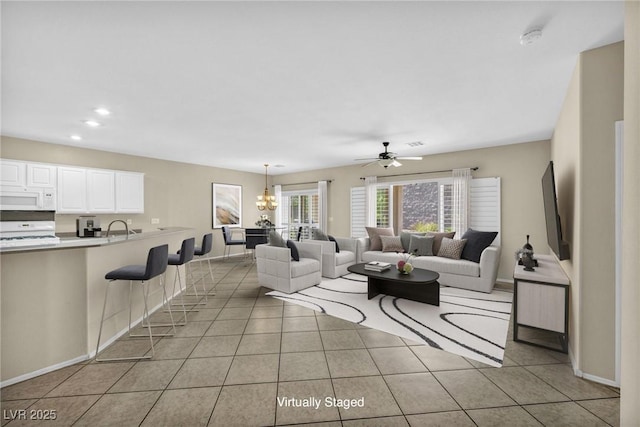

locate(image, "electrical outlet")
[[126, 219, 132, 225], [151, 218, 160, 224]]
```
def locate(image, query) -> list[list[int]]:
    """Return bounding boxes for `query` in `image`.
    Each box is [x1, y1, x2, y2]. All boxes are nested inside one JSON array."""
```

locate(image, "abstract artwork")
[[212, 183, 242, 228]]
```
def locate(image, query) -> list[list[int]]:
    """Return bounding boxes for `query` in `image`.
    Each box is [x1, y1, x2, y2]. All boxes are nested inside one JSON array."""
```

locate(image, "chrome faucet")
[[106, 220, 129, 238]]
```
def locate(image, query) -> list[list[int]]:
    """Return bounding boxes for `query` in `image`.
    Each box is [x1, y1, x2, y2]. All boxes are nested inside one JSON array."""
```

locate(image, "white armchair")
[[256, 241, 322, 293], [309, 237, 357, 279]]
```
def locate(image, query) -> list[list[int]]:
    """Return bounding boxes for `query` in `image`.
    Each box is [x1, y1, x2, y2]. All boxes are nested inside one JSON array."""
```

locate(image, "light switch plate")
[[151, 218, 160, 224]]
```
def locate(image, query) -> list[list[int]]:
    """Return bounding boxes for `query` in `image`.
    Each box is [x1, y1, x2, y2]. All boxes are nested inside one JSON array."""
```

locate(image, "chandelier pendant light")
[[256, 164, 278, 211]]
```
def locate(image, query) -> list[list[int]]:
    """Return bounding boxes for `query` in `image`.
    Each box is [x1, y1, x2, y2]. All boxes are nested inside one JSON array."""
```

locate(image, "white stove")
[[0, 219, 60, 248]]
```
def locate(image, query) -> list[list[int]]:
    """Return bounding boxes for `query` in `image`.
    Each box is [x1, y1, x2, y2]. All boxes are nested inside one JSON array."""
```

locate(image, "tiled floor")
[[1, 259, 620, 426]]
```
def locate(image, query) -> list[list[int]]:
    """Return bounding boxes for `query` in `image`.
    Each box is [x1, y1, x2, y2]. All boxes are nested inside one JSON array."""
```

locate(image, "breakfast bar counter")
[[0, 227, 194, 385]]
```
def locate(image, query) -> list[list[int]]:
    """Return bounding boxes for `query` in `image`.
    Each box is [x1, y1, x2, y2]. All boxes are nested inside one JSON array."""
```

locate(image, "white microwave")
[[0, 186, 57, 211]]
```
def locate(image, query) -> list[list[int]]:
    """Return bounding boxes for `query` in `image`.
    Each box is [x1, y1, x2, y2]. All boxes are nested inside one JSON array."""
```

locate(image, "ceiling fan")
[[355, 142, 423, 168]]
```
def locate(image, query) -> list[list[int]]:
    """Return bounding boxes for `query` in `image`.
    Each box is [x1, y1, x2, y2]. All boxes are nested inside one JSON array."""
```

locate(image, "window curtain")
[[274, 184, 283, 229], [364, 176, 377, 227], [452, 168, 471, 234], [318, 180, 328, 231]]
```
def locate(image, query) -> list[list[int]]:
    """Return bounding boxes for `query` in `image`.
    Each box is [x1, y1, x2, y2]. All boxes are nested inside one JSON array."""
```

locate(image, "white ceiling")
[[1, 1, 624, 175]]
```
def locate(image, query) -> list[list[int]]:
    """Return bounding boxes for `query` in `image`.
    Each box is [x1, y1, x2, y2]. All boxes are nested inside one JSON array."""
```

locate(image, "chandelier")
[[256, 164, 278, 211]]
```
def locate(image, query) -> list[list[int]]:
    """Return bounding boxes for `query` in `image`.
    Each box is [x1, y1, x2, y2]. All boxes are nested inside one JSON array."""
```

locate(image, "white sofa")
[[307, 237, 357, 279], [357, 237, 501, 293], [256, 241, 322, 293]]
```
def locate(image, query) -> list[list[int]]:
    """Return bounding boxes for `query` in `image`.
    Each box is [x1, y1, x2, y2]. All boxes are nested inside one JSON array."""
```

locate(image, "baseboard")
[[496, 276, 513, 285], [569, 348, 620, 388], [0, 355, 89, 388]]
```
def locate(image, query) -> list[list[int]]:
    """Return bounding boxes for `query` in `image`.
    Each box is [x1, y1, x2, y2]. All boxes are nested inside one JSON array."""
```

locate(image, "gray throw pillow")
[[437, 237, 467, 259], [400, 231, 426, 252], [312, 228, 330, 241], [408, 234, 434, 256], [269, 230, 287, 248], [380, 236, 404, 252]]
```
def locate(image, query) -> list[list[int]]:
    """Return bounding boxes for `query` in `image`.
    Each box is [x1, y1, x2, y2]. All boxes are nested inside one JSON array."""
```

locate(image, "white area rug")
[[267, 273, 513, 367]]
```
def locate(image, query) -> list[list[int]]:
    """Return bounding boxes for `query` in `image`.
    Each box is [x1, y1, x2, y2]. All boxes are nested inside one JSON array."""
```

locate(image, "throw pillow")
[[268, 230, 287, 248], [380, 235, 404, 252], [287, 240, 300, 261], [312, 228, 330, 241], [460, 229, 498, 263], [426, 231, 456, 255], [365, 227, 395, 251], [328, 235, 341, 253], [437, 237, 467, 259], [400, 231, 426, 252], [408, 234, 434, 256]]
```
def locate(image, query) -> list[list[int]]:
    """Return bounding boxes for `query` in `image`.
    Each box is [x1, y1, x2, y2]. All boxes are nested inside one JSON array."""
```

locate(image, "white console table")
[[513, 254, 570, 353]]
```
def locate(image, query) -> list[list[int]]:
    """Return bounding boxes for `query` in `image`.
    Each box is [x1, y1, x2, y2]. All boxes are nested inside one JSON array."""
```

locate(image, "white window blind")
[[469, 177, 501, 245], [350, 187, 366, 237]]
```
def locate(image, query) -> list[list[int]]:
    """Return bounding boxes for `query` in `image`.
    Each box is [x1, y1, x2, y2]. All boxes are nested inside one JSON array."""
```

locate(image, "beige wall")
[[0, 135, 265, 258], [551, 41, 623, 383], [621, 1, 640, 423], [272, 140, 551, 282]]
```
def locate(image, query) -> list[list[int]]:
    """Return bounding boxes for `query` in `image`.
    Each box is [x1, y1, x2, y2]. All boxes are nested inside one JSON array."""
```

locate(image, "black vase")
[[523, 235, 533, 252]]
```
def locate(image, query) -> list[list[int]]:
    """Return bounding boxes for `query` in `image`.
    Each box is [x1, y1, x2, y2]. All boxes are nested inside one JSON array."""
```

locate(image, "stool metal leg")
[[139, 274, 177, 336]]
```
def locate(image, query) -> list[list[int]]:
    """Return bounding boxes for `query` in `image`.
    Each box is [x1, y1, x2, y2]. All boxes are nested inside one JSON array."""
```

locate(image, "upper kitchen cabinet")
[[87, 169, 116, 213], [57, 166, 87, 213], [115, 172, 144, 213], [1, 160, 26, 187], [27, 163, 57, 188]]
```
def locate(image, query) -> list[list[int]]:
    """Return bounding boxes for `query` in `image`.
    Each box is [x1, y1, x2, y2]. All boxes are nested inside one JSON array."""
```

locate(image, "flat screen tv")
[[542, 161, 570, 260]]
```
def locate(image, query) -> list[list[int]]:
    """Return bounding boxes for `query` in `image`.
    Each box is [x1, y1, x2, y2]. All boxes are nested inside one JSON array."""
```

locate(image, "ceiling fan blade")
[[361, 160, 379, 168], [396, 156, 423, 160], [354, 157, 380, 161]]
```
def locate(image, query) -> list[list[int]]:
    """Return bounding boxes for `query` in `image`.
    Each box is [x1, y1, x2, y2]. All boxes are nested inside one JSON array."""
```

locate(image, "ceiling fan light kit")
[[356, 141, 423, 168]]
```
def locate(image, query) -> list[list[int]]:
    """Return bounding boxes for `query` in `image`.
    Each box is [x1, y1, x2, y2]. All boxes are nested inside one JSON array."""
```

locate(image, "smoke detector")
[[520, 28, 543, 46]]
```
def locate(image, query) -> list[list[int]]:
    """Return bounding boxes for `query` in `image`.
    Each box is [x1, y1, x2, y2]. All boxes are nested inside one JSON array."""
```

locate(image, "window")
[[281, 190, 318, 239]]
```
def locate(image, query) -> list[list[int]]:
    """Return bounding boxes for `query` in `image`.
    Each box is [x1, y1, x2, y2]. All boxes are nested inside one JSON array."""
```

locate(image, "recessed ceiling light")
[[406, 141, 424, 147], [84, 120, 101, 127], [70, 134, 82, 141], [520, 28, 543, 46], [94, 108, 111, 116], [274, 164, 285, 168]]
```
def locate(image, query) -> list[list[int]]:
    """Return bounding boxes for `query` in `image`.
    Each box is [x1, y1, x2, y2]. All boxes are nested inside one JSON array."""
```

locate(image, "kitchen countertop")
[[0, 227, 192, 253]]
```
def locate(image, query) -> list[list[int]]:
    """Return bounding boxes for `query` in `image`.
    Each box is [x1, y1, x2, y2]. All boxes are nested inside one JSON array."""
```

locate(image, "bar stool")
[[167, 237, 196, 322], [95, 244, 172, 362], [184, 233, 215, 302]]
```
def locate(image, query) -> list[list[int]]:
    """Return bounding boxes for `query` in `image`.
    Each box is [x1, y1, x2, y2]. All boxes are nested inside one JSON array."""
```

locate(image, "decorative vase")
[[522, 252, 535, 271], [523, 235, 533, 252]]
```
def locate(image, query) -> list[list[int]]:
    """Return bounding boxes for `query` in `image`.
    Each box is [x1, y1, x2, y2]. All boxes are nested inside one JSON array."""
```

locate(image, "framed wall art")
[[212, 183, 242, 228]]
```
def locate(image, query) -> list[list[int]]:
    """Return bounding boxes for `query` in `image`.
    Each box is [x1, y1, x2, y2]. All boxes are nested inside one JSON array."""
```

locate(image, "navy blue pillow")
[[460, 229, 498, 263], [328, 235, 340, 253], [287, 240, 300, 261]]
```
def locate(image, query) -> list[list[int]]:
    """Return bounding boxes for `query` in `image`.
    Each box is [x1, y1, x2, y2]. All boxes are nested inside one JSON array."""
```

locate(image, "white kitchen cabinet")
[[57, 167, 88, 213], [1, 160, 26, 187], [115, 172, 144, 213], [27, 163, 57, 188], [87, 169, 115, 213]]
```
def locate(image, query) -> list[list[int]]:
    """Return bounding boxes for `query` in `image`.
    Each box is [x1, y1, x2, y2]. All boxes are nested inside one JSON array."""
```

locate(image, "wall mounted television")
[[542, 161, 570, 260]]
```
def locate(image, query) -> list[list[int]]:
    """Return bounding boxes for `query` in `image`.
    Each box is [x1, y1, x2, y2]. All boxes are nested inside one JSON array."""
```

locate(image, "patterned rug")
[[266, 273, 513, 367]]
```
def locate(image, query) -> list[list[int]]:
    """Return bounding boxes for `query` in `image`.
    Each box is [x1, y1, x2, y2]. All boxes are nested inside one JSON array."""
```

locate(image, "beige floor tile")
[[45, 363, 134, 397], [172, 320, 213, 338], [216, 307, 253, 320], [191, 335, 242, 358], [94, 338, 153, 360], [504, 340, 566, 366], [109, 359, 183, 392], [342, 416, 409, 426], [279, 352, 330, 382], [480, 367, 570, 405], [236, 333, 281, 355], [0, 400, 37, 427], [410, 345, 475, 371], [405, 411, 476, 426], [466, 406, 544, 426], [384, 372, 460, 414], [141, 387, 220, 427], [232, 289, 260, 298], [224, 298, 257, 308], [1, 365, 83, 401], [205, 319, 248, 336], [320, 330, 366, 350], [254, 297, 284, 307], [316, 314, 359, 330], [208, 383, 277, 427], [357, 329, 406, 348], [524, 401, 610, 426], [5, 395, 100, 427], [200, 298, 229, 309], [284, 304, 318, 317], [244, 317, 283, 334], [151, 337, 199, 360], [282, 316, 319, 332], [168, 357, 232, 389], [224, 354, 279, 385], [281, 331, 324, 353], [368, 347, 428, 375], [331, 376, 402, 420], [275, 379, 339, 425], [250, 306, 283, 318], [188, 308, 222, 322], [433, 369, 516, 409], [576, 398, 620, 427], [74, 391, 160, 427], [524, 364, 620, 400], [325, 349, 379, 378]]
